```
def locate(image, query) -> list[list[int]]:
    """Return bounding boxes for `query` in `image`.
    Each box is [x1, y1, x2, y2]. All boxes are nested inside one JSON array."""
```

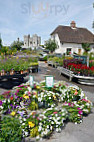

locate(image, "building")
[[51, 21, 94, 55], [23, 34, 41, 49]]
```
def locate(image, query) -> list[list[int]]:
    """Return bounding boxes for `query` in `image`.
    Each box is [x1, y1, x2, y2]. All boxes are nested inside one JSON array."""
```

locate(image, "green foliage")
[[48, 57, 63, 66], [29, 101, 38, 110], [43, 56, 47, 61], [82, 43, 91, 53], [11, 40, 23, 50], [45, 39, 58, 53], [0, 116, 22, 142], [0, 57, 38, 72]]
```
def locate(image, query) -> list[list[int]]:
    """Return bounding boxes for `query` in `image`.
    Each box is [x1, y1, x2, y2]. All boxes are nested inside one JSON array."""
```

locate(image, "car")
[[39, 52, 47, 61]]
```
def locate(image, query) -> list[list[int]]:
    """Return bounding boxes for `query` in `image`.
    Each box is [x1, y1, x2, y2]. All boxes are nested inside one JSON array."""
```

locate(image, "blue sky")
[[0, 0, 94, 45]]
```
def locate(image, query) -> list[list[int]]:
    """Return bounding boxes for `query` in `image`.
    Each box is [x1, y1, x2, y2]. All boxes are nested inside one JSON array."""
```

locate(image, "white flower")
[[56, 128, 59, 132], [50, 126, 53, 130], [38, 126, 42, 132], [47, 125, 49, 129], [24, 131, 28, 136], [0, 106, 3, 109], [25, 91, 28, 94], [57, 117, 60, 121], [28, 87, 31, 92], [83, 109, 89, 113], [36, 135, 40, 140], [3, 100, 6, 103], [22, 123, 25, 126], [86, 103, 90, 107], [8, 99, 10, 103], [23, 118, 26, 121], [20, 120, 23, 123]]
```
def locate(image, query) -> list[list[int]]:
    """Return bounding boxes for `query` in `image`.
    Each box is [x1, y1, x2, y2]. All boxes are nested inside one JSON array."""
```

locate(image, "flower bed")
[[0, 81, 93, 141]]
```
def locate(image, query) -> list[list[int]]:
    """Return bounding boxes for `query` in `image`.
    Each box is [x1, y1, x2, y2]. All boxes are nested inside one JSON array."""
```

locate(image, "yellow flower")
[[36, 86, 40, 89], [23, 94, 29, 99], [11, 111, 16, 116], [53, 95, 56, 100], [28, 121, 35, 128]]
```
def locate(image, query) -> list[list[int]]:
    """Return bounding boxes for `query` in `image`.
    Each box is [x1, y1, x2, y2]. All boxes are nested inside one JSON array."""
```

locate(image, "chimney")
[[70, 21, 76, 28]]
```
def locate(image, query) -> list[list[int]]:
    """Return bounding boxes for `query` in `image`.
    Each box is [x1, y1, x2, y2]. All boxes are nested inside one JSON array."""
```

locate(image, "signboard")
[[45, 76, 54, 88], [29, 76, 34, 88], [73, 55, 89, 67]]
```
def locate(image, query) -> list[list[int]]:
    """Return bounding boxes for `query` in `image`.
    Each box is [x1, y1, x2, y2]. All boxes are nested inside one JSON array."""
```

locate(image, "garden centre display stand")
[[0, 72, 28, 81], [29, 65, 38, 73], [58, 67, 94, 85], [47, 61, 59, 68]]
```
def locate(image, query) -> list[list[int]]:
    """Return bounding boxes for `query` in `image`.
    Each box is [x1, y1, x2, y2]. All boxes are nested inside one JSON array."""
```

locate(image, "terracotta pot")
[[0, 70, 6, 76], [20, 70, 23, 74], [10, 70, 14, 75]]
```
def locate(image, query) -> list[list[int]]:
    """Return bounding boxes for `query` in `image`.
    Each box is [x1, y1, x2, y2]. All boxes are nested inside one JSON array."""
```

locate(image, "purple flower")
[[17, 111, 24, 117], [15, 93, 17, 96], [0, 100, 3, 106], [16, 90, 19, 93], [33, 115, 35, 118], [10, 104, 13, 107]]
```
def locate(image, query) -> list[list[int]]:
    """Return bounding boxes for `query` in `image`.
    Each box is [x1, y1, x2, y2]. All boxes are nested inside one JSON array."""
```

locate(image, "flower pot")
[[0, 70, 6, 76], [20, 70, 23, 74], [10, 70, 14, 75]]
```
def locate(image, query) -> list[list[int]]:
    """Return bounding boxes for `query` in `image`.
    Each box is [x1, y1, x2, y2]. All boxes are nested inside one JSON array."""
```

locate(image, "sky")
[[0, 0, 94, 46]]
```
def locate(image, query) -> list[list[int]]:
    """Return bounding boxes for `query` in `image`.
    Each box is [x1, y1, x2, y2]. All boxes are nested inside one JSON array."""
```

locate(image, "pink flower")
[[74, 90, 78, 95], [78, 111, 83, 115], [53, 112, 58, 114], [54, 85, 56, 88], [77, 107, 81, 110], [68, 103, 71, 106], [59, 84, 61, 86]]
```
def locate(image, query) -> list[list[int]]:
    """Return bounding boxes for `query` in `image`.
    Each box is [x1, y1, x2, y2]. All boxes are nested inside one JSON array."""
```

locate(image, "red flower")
[[10, 96, 13, 101]]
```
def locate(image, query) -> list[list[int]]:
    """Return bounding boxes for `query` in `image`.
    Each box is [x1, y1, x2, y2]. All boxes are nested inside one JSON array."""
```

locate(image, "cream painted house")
[[51, 21, 94, 55]]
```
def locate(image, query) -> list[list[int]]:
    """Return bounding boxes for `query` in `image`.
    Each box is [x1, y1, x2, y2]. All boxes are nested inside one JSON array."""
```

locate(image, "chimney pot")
[[70, 21, 76, 28]]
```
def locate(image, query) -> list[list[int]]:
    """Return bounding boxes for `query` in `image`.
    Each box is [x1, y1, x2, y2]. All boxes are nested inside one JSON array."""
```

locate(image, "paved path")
[[0, 61, 94, 142]]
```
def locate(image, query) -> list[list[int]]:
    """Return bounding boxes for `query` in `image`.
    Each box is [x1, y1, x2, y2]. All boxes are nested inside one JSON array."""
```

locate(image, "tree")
[[0, 37, 2, 48], [82, 43, 91, 54], [45, 39, 58, 53], [11, 40, 24, 50]]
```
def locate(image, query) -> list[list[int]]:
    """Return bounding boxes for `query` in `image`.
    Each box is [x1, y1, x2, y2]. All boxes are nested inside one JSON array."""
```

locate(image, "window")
[[67, 48, 71, 55]]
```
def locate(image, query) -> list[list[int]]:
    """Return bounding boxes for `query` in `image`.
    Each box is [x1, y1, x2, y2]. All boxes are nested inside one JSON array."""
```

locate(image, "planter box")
[[58, 67, 94, 85]]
